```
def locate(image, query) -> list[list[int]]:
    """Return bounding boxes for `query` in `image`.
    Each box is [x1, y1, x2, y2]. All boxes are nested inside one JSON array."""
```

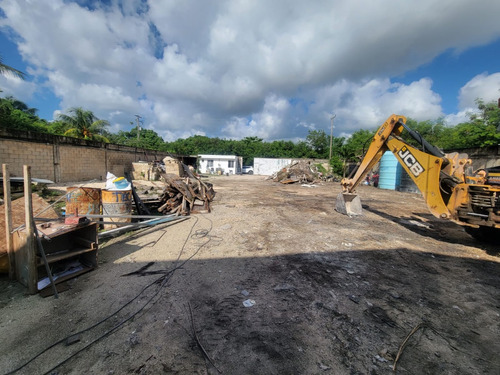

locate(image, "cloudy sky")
[[1, 0, 500, 142]]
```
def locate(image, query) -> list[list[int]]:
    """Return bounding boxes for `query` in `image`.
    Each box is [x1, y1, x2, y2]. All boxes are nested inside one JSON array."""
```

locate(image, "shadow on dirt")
[[2, 245, 500, 375], [363, 205, 500, 254]]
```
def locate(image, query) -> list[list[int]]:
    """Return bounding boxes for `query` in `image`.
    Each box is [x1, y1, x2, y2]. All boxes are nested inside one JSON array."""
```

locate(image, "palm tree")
[[3, 95, 37, 115], [0, 55, 25, 80], [57, 107, 110, 142]]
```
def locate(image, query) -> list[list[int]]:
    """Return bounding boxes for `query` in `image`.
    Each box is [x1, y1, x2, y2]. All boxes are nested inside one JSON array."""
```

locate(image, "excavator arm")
[[340, 114, 405, 194], [337, 114, 453, 219], [336, 114, 500, 243], [384, 137, 450, 218]]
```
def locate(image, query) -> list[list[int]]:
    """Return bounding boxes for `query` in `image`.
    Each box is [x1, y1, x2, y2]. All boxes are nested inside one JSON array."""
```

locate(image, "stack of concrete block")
[[131, 162, 153, 180], [163, 156, 182, 176]]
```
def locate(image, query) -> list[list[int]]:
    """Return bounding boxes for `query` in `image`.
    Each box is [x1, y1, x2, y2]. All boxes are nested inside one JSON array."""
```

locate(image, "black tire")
[[248, 170, 254, 175]]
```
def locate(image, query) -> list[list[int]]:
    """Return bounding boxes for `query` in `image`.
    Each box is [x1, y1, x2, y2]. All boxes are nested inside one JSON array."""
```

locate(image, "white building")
[[198, 155, 243, 174], [254, 158, 292, 176], [254, 157, 330, 175]]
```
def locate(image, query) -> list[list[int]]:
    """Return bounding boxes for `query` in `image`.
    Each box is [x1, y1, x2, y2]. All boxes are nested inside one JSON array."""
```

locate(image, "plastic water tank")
[[378, 151, 401, 190]]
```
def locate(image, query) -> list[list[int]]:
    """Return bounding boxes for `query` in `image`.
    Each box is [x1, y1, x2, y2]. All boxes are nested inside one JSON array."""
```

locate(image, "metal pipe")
[[81, 214, 176, 219], [98, 216, 188, 239]]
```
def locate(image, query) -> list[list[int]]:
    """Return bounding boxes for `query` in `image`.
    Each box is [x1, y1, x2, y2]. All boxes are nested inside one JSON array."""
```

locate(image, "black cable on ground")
[[4, 214, 217, 375]]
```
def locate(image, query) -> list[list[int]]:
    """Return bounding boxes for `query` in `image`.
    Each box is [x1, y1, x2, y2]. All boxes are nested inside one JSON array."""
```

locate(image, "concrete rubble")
[[271, 160, 322, 184]]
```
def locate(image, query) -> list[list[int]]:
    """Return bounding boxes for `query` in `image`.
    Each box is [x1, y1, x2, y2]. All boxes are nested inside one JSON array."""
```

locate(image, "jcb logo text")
[[398, 147, 424, 177]]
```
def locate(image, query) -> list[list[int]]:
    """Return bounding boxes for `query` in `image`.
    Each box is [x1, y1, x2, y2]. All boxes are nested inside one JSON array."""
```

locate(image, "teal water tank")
[[378, 151, 401, 190]]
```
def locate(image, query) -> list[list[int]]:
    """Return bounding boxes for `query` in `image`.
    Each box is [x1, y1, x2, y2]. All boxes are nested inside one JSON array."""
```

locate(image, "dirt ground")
[[1, 174, 499, 375]]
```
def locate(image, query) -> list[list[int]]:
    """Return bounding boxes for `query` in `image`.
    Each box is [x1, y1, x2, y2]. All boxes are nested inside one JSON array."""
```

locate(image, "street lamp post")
[[135, 114, 142, 141], [329, 113, 336, 160]]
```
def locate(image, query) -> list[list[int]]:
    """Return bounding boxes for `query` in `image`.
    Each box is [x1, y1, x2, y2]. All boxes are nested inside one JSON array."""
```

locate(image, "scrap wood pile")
[[271, 160, 321, 184], [158, 172, 215, 215]]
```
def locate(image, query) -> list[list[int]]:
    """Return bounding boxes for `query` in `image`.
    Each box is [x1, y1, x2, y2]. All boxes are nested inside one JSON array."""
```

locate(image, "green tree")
[[294, 141, 314, 158], [440, 121, 500, 149], [0, 55, 25, 81], [343, 129, 375, 159], [472, 99, 500, 130], [57, 107, 110, 142], [331, 141, 357, 177], [327, 130, 374, 177], [131, 128, 165, 149], [237, 136, 263, 164], [167, 135, 214, 155], [0, 96, 48, 132], [401, 100, 500, 150], [460, 99, 500, 147], [402, 118, 447, 148], [2, 95, 37, 115], [46, 120, 71, 135], [263, 140, 297, 158], [306, 130, 329, 158]]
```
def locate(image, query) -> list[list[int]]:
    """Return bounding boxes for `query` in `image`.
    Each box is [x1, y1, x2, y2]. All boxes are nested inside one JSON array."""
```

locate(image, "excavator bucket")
[[335, 193, 363, 216]]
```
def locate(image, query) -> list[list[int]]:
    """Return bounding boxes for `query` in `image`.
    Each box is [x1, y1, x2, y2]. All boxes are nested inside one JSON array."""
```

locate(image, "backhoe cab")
[[336, 114, 500, 243]]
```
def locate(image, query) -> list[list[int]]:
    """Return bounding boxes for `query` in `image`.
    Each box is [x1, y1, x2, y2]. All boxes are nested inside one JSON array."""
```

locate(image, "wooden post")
[[2, 164, 15, 280], [52, 140, 61, 183], [23, 165, 37, 294]]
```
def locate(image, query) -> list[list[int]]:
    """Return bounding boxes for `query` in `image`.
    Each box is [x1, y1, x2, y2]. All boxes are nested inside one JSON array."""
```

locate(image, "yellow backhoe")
[[336, 114, 500, 242]]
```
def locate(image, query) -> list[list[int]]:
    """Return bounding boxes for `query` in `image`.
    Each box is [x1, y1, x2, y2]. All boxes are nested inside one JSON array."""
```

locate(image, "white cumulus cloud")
[[458, 72, 500, 109], [1, 0, 500, 140]]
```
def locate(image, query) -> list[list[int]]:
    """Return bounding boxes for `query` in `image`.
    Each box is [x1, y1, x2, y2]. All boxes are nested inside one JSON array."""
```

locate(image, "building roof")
[[198, 154, 239, 159]]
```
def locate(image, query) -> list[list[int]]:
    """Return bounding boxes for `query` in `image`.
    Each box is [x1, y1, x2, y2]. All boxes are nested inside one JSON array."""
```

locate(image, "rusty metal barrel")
[[101, 189, 133, 229], [66, 187, 101, 218]]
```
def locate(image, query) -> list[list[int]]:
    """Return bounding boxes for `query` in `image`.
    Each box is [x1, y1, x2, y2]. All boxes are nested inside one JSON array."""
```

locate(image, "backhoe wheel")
[[464, 226, 500, 244]]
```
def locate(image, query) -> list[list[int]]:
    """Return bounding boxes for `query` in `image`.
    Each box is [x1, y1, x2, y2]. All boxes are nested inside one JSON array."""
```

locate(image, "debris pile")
[[158, 173, 215, 215], [160, 156, 184, 176], [131, 156, 187, 181], [271, 160, 321, 184]]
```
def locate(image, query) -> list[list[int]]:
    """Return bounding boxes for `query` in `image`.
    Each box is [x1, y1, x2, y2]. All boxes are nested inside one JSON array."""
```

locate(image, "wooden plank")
[[23, 165, 37, 294], [12, 230, 28, 287], [2, 164, 15, 279], [3, 198, 57, 282]]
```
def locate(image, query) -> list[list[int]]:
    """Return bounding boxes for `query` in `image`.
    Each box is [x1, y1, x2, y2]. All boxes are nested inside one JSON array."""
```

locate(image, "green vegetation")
[[0, 95, 499, 176], [0, 55, 25, 81], [108, 128, 166, 149], [0, 96, 49, 132], [57, 107, 110, 142]]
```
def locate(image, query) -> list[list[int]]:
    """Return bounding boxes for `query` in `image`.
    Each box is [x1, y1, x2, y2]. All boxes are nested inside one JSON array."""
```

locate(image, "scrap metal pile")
[[158, 172, 215, 215], [271, 160, 321, 184]]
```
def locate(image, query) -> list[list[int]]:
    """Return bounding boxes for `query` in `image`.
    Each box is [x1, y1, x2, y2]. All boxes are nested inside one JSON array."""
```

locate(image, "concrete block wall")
[[450, 146, 500, 170], [0, 138, 54, 180], [0, 129, 176, 183], [106, 147, 156, 177], [58, 145, 107, 182], [108, 151, 131, 177]]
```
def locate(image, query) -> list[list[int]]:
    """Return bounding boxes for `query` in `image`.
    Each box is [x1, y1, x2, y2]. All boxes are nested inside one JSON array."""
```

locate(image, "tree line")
[[1, 95, 499, 175]]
